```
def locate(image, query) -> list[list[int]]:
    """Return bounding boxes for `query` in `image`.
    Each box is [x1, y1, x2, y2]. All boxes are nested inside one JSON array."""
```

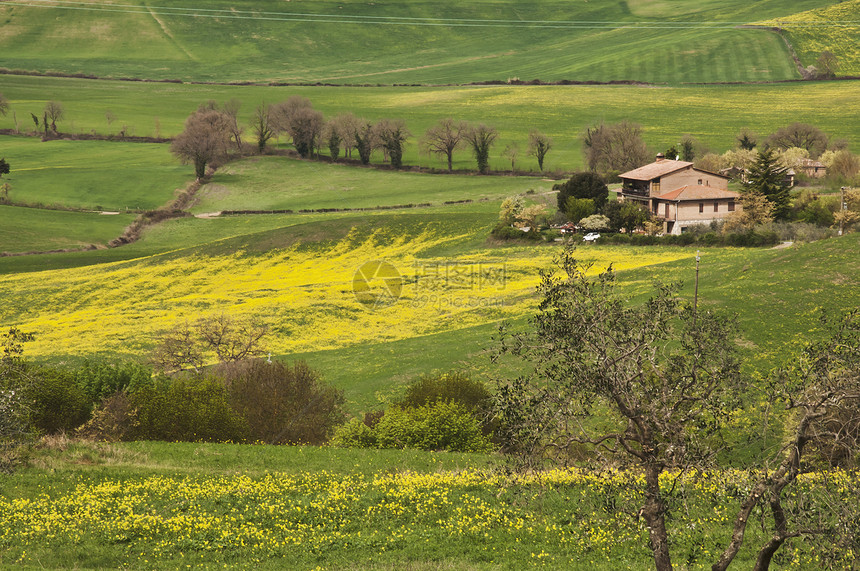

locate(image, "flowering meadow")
[[1, 455, 855, 569], [0, 219, 692, 362], [758, 0, 860, 76]]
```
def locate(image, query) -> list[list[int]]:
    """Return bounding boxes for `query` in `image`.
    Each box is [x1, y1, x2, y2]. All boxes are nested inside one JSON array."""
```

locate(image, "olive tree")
[[494, 252, 744, 570]]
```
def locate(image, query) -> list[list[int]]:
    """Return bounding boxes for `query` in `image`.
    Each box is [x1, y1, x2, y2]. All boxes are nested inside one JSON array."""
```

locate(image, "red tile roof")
[[653, 185, 740, 202]]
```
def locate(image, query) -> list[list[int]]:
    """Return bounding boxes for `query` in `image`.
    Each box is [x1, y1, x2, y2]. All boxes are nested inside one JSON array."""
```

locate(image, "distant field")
[[0, 135, 189, 210], [0, 0, 836, 84], [1, 77, 857, 171], [759, 0, 860, 76], [193, 156, 553, 213], [2, 201, 860, 412], [0, 205, 134, 254]]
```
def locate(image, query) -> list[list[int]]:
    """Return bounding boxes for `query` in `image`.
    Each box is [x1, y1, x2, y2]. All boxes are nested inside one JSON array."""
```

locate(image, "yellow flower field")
[[0, 224, 693, 361], [1, 466, 854, 568]]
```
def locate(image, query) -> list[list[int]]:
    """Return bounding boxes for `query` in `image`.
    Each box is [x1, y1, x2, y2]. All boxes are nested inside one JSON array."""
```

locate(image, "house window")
[[697, 179, 703, 185], [665, 204, 670, 218], [699, 202, 704, 213], [714, 202, 719, 213], [728, 201, 735, 212]]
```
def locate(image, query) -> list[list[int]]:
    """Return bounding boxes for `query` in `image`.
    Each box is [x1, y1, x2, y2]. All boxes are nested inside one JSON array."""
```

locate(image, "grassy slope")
[[759, 0, 860, 76], [0, 0, 834, 84], [193, 156, 552, 212], [0, 135, 189, 210], [0, 205, 135, 254], [1, 77, 856, 172]]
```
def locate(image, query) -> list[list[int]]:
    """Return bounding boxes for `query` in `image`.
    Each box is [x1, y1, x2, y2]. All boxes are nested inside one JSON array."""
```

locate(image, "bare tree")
[[765, 122, 829, 158], [0, 93, 9, 117], [152, 314, 269, 374], [421, 118, 466, 171], [494, 252, 743, 571], [374, 118, 411, 168], [463, 123, 498, 174], [816, 50, 839, 79], [44, 101, 64, 134], [583, 120, 650, 173], [222, 98, 244, 152], [250, 103, 274, 154], [284, 106, 324, 158], [270, 95, 318, 154], [329, 113, 362, 159], [527, 130, 552, 171], [502, 142, 520, 171], [170, 108, 234, 180]]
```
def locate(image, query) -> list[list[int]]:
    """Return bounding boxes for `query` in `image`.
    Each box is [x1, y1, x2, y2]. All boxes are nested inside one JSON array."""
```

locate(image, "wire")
[[3, 0, 858, 29]]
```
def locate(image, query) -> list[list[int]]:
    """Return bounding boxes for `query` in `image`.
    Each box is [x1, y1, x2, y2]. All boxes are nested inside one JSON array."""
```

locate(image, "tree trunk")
[[446, 150, 453, 171], [642, 463, 673, 571]]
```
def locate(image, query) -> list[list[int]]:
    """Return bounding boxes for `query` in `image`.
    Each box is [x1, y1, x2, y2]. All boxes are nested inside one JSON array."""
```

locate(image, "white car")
[[582, 232, 600, 242]]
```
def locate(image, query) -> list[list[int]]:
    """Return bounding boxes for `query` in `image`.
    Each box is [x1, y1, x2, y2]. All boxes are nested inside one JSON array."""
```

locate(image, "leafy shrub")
[[373, 402, 493, 453], [491, 223, 535, 241], [219, 359, 345, 445], [29, 367, 91, 434], [74, 359, 153, 402], [330, 418, 378, 448], [397, 371, 491, 415], [130, 376, 248, 443]]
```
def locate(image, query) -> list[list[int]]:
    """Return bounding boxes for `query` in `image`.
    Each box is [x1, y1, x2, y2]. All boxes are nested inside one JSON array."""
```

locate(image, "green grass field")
[[1, 439, 852, 570], [193, 156, 552, 212], [1, 77, 857, 172], [0, 135, 189, 210], [0, 205, 134, 254], [0, 0, 840, 85]]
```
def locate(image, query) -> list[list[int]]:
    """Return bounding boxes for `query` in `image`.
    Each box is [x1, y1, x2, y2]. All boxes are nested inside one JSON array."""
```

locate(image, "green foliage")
[[28, 367, 91, 435], [73, 358, 153, 403], [555, 172, 609, 212], [397, 371, 491, 411], [0, 158, 9, 178], [130, 376, 248, 443], [564, 197, 595, 224], [373, 402, 492, 453], [330, 418, 379, 448], [603, 200, 650, 233], [220, 359, 345, 445]]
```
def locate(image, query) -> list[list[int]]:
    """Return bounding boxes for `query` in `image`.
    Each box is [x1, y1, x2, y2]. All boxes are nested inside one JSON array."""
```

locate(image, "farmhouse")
[[618, 153, 739, 235]]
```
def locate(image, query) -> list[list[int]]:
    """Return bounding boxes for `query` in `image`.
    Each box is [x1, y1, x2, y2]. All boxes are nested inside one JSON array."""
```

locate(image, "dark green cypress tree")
[[747, 148, 791, 220]]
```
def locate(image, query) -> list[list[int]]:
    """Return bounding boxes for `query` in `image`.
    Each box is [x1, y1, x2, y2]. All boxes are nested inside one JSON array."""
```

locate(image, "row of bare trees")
[[169, 96, 555, 177]]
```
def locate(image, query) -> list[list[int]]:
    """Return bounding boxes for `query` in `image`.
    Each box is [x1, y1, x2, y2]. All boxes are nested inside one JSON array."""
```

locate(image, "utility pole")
[[693, 250, 701, 326], [840, 186, 847, 236]]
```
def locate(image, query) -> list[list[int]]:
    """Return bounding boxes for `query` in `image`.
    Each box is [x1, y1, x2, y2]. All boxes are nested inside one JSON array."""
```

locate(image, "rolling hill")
[[0, 0, 848, 84]]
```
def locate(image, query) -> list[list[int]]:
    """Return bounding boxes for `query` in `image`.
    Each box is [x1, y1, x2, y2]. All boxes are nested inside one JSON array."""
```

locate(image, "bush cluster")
[[332, 372, 495, 453], [1, 335, 345, 447]]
